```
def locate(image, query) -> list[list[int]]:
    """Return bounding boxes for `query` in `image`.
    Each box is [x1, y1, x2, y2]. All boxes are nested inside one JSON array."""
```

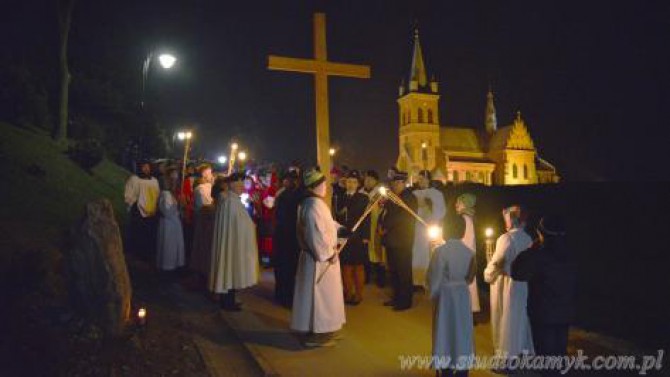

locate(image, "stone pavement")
[[220, 270, 500, 377]]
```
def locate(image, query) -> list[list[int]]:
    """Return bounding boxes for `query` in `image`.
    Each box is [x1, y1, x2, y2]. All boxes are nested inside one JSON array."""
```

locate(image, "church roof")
[[489, 112, 535, 151], [440, 127, 484, 153]]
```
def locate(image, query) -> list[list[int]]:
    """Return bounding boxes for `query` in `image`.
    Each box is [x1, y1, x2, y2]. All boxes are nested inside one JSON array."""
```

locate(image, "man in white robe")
[[455, 193, 481, 313], [427, 214, 475, 375], [291, 169, 346, 348], [412, 171, 446, 287], [210, 173, 259, 311], [484, 205, 534, 358], [124, 161, 160, 260]]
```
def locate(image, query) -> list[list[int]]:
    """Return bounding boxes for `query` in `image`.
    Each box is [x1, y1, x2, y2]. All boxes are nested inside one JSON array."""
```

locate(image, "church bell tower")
[[396, 28, 441, 176]]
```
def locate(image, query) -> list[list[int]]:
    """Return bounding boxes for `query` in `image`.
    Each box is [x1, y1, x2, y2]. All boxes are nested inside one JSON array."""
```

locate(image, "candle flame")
[[427, 225, 442, 241]]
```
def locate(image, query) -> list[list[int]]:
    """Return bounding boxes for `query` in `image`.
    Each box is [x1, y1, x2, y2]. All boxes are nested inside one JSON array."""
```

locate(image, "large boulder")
[[67, 198, 132, 337]]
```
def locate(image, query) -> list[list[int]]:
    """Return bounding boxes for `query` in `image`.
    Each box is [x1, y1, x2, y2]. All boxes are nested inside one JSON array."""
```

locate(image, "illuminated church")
[[396, 30, 560, 185]]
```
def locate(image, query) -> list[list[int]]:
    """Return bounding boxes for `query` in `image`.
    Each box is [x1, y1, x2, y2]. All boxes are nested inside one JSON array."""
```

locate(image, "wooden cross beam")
[[268, 12, 371, 206]]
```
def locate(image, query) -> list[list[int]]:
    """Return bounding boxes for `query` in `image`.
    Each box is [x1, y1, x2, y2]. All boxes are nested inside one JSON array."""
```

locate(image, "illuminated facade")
[[396, 30, 560, 185]]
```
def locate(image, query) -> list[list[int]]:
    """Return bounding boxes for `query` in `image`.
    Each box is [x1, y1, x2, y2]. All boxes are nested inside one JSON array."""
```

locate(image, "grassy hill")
[[0, 121, 129, 266], [0, 122, 131, 374]]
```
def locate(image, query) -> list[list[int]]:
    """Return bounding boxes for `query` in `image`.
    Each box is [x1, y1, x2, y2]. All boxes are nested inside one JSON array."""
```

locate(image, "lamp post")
[[485, 227, 495, 262], [329, 147, 336, 169], [238, 151, 247, 171], [141, 52, 177, 109], [421, 141, 428, 171], [218, 155, 227, 165], [177, 130, 193, 192], [227, 142, 239, 175]]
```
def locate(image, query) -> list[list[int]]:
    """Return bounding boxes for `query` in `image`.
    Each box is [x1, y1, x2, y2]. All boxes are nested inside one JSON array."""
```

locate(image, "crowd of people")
[[123, 160, 576, 376]]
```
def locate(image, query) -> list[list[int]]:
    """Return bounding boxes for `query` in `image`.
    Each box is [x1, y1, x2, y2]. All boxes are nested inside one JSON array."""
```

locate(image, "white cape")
[[291, 196, 346, 334], [412, 187, 446, 285], [209, 193, 259, 293], [484, 228, 534, 356]]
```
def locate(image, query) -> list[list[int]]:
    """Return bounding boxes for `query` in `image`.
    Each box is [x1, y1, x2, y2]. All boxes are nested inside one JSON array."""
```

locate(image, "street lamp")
[[141, 51, 178, 109], [238, 151, 247, 161], [158, 53, 177, 69], [421, 142, 428, 171], [177, 130, 193, 192], [329, 147, 336, 157], [218, 155, 227, 164], [227, 142, 240, 175]]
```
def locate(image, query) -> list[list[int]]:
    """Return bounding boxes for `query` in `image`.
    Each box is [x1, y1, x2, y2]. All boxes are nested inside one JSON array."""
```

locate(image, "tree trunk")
[[54, 0, 75, 144]]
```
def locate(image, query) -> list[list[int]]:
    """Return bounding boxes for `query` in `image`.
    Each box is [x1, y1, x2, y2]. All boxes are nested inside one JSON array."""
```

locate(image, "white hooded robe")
[[291, 196, 346, 334]]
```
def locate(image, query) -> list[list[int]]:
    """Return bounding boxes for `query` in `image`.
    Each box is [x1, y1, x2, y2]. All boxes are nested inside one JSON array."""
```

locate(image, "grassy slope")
[[0, 122, 130, 264]]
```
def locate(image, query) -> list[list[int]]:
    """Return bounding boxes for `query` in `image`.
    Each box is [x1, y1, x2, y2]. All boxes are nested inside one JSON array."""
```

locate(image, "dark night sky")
[[3, 0, 670, 181]]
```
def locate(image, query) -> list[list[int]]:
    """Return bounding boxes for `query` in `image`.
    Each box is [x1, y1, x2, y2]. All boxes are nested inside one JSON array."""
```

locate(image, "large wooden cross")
[[268, 13, 370, 205]]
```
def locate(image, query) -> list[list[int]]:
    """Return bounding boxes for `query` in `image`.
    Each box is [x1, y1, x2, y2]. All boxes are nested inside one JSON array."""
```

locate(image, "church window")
[[466, 171, 472, 181], [478, 171, 484, 182], [453, 171, 459, 182], [513, 164, 518, 179], [523, 164, 529, 180], [418, 108, 424, 123], [427, 109, 434, 124]]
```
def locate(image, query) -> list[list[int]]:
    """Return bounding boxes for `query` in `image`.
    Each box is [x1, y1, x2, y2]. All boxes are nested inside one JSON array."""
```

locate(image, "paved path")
[[221, 271, 499, 377]]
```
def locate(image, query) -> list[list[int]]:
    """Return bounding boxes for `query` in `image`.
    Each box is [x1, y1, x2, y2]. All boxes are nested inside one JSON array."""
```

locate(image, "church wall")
[[490, 149, 538, 185]]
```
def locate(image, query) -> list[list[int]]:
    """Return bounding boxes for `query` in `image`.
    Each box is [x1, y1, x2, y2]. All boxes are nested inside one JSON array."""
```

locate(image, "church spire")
[[409, 28, 428, 91], [485, 85, 497, 134]]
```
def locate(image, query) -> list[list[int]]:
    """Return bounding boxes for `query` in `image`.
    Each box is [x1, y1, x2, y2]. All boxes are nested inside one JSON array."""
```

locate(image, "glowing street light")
[[177, 131, 192, 141], [218, 155, 227, 164], [329, 147, 336, 157], [485, 227, 494, 239], [238, 151, 247, 161], [141, 50, 178, 109], [158, 53, 177, 69], [231, 142, 239, 151]]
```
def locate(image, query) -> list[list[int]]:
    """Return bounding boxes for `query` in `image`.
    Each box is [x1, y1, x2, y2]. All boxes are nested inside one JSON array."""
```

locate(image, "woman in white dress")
[[156, 168, 185, 271]]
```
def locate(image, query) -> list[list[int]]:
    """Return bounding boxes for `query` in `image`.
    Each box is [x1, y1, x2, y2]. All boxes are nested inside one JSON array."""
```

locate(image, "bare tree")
[[54, 0, 75, 144]]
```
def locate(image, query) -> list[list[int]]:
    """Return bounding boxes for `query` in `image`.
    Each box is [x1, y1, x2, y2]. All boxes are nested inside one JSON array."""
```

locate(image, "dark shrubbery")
[[68, 139, 105, 171]]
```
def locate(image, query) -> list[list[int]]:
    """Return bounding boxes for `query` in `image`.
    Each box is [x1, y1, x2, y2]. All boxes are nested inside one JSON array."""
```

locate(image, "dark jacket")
[[272, 187, 301, 267], [337, 192, 370, 265], [381, 188, 418, 250], [511, 237, 577, 325]]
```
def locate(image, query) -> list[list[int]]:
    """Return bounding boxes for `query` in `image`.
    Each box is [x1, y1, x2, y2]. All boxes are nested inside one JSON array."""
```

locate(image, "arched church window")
[[427, 109, 434, 124], [513, 164, 518, 179], [418, 108, 424, 123], [453, 171, 459, 182], [523, 164, 528, 180]]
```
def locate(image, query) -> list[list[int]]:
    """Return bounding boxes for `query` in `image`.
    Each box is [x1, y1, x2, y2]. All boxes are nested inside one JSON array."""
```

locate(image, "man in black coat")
[[272, 171, 303, 307], [381, 170, 418, 311], [511, 215, 576, 361]]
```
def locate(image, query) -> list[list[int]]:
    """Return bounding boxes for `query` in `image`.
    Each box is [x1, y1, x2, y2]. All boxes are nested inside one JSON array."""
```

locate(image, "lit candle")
[[137, 307, 147, 326]]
